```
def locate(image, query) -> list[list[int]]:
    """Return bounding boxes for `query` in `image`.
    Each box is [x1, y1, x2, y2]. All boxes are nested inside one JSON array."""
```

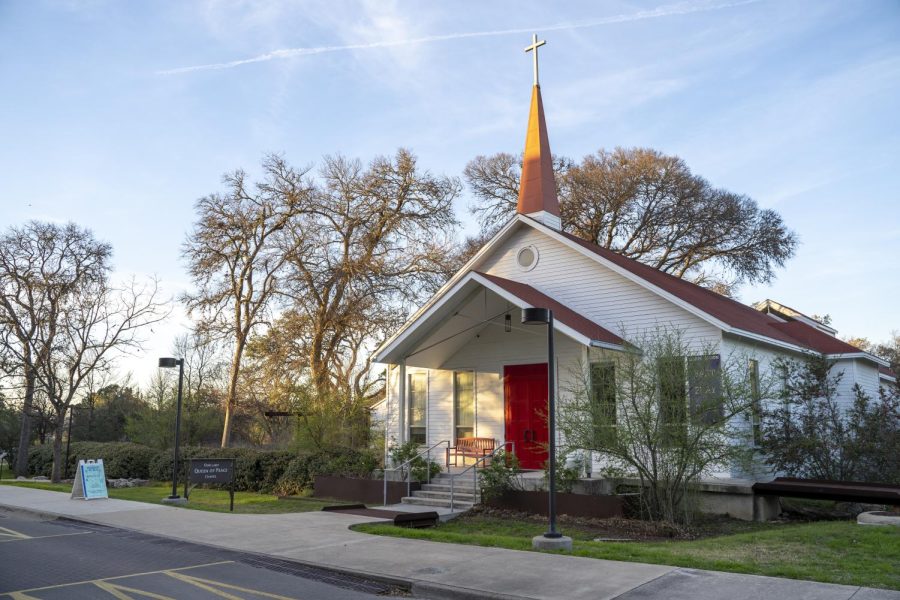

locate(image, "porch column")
[[398, 359, 406, 443]]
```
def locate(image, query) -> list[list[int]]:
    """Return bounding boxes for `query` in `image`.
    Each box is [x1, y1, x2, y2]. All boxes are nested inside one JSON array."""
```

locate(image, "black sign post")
[[184, 458, 235, 511]]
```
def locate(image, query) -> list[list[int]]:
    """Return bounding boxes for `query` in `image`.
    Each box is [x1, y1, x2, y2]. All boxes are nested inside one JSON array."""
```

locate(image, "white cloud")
[[158, 0, 763, 75]]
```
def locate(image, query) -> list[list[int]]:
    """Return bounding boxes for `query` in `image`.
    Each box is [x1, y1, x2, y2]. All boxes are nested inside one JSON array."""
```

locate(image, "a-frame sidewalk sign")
[[71, 458, 109, 500]]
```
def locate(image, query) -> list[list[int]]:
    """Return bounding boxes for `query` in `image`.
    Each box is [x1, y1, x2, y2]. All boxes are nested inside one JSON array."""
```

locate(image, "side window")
[[658, 356, 687, 442], [454, 371, 475, 440], [749, 359, 762, 445], [590, 362, 616, 445], [688, 354, 723, 425], [408, 372, 427, 444]]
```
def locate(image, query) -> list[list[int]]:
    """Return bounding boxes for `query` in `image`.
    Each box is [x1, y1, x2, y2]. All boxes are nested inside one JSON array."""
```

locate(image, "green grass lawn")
[[0, 480, 347, 514], [354, 513, 900, 590]]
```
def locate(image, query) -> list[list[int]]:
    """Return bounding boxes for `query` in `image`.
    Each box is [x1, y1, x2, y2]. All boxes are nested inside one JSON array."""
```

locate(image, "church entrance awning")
[[373, 271, 623, 369]]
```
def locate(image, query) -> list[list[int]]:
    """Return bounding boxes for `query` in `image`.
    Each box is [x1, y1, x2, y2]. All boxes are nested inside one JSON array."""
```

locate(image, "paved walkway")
[[1, 486, 896, 600]]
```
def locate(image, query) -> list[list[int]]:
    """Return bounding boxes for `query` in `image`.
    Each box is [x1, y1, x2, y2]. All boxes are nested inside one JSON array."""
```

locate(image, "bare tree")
[[36, 276, 167, 481], [172, 331, 225, 446], [465, 148, 798, 295], [0, 222, 110, 476], [182, 156, 314, 447], [276, 150, 459, 401]]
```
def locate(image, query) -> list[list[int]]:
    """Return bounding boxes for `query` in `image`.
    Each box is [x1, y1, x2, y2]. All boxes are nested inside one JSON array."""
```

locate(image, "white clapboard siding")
[[427, 369, 453, 448], [479, 227, 721, 347], [382, 365, 401, 447], [831, 358, 881, 410]]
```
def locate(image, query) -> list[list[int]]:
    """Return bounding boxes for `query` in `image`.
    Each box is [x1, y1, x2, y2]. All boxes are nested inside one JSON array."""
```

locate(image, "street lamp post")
[[158, 357, 186, 504], [521, 307, 573, 551]]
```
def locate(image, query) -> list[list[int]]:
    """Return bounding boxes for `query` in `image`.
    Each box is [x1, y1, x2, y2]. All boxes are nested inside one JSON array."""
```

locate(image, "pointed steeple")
[[517, 35, 561, 230]]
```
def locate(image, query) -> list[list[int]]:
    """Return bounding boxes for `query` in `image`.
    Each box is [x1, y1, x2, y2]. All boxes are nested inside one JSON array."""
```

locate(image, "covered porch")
[[373, 271, 624, 471]]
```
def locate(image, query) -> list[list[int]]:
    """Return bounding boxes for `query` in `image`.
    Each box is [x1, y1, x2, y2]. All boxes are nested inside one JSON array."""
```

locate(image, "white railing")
[[449, 441, 515, 511], [382, 440, 450, 506]]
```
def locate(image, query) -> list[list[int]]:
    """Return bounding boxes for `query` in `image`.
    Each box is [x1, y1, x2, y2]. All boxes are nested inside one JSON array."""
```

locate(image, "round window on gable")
[[516, 245, 539, 271]]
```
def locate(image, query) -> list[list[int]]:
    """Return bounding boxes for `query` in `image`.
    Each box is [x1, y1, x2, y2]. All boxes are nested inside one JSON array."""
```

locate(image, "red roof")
[[554, 228, 869, 357], [477, 272, 623, 347], [880, 366, 897, 380], [768, 322, 863, 355]]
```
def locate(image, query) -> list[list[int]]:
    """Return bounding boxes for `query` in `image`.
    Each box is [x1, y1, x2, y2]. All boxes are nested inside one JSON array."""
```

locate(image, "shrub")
[[274, 447, 379, 496], [27, 445, 54, 477], [255, 451, 295, 493], [25, 441, 377, 494], [68, 442, 157, 479], [388, 441, 442, 482], [540, 453, 585, 494], [478, 450, 522, 501], [273, 456, 309, 496]]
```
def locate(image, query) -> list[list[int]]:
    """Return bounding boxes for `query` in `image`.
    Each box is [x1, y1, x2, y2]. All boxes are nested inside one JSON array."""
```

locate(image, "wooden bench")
[[446, 437, 496, 467]]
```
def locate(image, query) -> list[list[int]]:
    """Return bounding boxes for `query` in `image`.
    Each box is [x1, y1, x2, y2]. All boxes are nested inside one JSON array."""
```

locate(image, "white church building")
[[372, 54, 894, 485]]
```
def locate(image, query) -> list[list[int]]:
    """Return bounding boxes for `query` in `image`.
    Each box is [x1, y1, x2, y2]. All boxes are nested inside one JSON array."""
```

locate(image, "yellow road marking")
[[0, 531, 91, 543], [7, 593, 41, 600], [0, 526, 30, 540], [165, 572, 245, 600], [2, 560, 234, 596], [166, 571, 299, 600], [93, 580, 176, 600]]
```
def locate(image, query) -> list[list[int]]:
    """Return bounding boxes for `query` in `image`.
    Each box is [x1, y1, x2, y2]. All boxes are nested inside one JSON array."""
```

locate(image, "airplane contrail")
[[158, 0, 761, 75]]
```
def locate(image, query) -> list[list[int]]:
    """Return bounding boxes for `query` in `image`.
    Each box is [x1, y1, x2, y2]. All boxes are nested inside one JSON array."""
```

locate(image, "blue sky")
[[1, 0, 898, 384]]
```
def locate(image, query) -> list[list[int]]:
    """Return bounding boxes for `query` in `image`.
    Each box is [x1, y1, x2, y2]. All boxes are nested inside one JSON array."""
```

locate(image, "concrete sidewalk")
[[1, 486, 896, 600]]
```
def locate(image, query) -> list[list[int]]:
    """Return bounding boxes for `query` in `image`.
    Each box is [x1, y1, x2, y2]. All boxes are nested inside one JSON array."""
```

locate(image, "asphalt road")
[[0, 510, 402, 599]]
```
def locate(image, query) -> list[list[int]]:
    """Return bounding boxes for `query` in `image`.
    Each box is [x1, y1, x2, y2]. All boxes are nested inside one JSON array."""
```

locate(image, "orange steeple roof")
[[516, 84, 560, 224]]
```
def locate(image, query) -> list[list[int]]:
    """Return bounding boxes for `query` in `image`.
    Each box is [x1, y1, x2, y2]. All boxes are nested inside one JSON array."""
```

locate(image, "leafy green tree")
[[71, 385, 144, 443], [761, 355, 900, 483], [0, 393, 19, 467]]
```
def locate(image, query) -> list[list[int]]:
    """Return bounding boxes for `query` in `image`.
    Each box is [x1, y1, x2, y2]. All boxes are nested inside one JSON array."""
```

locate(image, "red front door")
[[504, 363, 549, 470]]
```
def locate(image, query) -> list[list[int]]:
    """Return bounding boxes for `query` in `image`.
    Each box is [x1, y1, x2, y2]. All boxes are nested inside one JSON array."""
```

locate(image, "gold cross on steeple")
[[524, 33, 546, 86]]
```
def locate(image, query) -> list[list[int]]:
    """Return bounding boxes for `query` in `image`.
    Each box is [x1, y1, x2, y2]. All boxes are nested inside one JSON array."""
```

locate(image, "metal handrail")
[[449, 441, 515, 511], [383, 440, 450, 506]]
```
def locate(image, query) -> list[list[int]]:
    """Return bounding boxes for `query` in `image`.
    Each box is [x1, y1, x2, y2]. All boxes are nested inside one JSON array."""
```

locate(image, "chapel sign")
[[185, 458, 235, 511]]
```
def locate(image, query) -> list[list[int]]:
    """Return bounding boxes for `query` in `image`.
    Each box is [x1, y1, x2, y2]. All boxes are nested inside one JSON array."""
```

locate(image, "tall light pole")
[[521, 307, 572, 551], [158, 357, 186, 504]]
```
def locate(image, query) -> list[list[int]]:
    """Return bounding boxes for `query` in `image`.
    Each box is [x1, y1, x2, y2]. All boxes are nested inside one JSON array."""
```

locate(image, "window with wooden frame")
[[590, 361, 617, 446], [453, 370, 475, 440], [407, 372, 427, 444]]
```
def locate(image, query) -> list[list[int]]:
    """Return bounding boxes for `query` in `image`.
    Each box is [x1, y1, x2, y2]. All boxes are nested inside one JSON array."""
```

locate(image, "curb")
[[412, 581, 527, 600], [0, 500, 509, 600]]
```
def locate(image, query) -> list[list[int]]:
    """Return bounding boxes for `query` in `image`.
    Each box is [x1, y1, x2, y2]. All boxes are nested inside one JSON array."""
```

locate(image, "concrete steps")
[[401, 495, 475, 510], [400, 474, 480, 511]]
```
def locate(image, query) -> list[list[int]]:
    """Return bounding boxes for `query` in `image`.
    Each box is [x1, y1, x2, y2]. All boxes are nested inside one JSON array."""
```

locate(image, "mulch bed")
[[464, 504, 864, 542]]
